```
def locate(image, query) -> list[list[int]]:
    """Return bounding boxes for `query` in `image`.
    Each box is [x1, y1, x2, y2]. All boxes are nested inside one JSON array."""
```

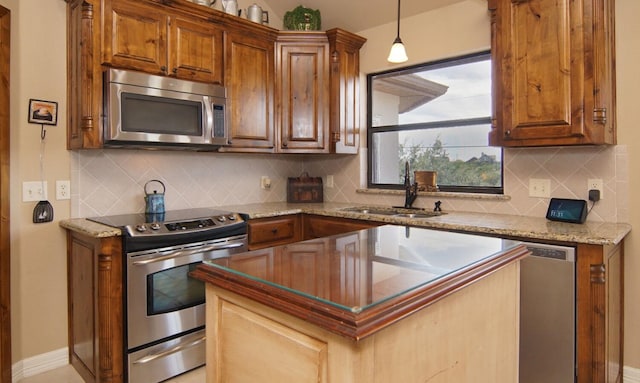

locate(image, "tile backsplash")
[[73, 145, 627, 223]]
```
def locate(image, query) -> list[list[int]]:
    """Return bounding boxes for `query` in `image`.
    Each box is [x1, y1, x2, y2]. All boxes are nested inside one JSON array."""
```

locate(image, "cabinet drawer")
[[303, 214, 381, 240], [248, 215, 302, 250]]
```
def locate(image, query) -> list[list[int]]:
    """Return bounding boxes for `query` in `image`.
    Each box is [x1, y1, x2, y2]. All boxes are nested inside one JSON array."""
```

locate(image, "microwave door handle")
[[131, 241, 245, 266], [204, 96, 214, 139]]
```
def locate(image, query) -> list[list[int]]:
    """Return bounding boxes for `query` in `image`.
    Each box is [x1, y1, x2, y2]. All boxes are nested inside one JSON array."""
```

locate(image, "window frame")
[[366, 50, 503, 194]]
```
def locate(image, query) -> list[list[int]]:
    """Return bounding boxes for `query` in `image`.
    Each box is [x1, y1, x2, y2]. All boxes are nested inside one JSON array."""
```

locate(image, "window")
[[367, 51, 502, 194]]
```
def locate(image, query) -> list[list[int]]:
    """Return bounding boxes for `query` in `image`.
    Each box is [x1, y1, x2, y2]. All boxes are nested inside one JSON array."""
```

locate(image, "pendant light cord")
[[396, 0, 401, 39]]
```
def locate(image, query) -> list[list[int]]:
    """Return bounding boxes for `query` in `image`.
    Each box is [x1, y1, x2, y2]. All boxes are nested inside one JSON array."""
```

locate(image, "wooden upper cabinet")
[[326, 29, 366, 154], [275, 33, 330, 153], [66, 1, 365, 154], [170, 16, 223, 84], [67, 0, 103, 149], [488, 0, 616, 147], [271, 29, 365, 154], [104, 0, 168, 74], [104, 0, 223, 83], [220, 31, 276, 152]]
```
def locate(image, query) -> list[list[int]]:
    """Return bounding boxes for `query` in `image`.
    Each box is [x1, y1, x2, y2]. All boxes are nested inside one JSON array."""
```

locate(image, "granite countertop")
[[60, 201, 631, 246], [60, 218, 123, 238]]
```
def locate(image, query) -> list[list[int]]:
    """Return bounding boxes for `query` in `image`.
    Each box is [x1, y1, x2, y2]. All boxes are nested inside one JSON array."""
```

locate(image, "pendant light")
[[387, 0, 408, 63]]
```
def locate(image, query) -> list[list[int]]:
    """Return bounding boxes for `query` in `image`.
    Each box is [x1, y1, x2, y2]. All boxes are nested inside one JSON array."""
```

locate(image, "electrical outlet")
[[260, 176, 271, 190], [22, 181, 48, 202], [588, 178, 604, 199], [529, 178, 550, 198], [56, 180, 71, 200], [326, 175, 334, 188]]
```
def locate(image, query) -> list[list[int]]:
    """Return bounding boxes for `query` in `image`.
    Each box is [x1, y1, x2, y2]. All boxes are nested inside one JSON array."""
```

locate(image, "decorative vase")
[[283, 6, 321, 31]]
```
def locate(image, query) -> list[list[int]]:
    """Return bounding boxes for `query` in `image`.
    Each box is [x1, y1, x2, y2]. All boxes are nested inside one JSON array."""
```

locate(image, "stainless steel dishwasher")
[[507, 241, 576, 383]]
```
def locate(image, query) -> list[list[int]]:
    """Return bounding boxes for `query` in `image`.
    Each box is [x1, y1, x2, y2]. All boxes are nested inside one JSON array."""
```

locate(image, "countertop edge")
[[59, 218, 123, 238]]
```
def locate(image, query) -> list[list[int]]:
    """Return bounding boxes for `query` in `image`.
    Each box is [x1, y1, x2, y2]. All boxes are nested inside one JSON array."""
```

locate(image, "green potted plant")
[[283, 5, 321, 31]]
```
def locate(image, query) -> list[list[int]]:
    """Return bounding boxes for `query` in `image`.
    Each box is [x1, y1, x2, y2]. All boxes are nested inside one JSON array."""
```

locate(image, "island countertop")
[[191, 224, 528, 340]]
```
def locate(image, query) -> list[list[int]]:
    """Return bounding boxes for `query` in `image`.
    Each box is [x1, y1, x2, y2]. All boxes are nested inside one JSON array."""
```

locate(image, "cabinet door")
[[170, 16, 223, 84], [104, 0, 168, 75], [228, 248, 279, 281], [331, 233, 363, 307], [67, 231, 123, 383], [67, 0, 103, 149], [222, 33, 275, 151], [488, 0, 615, 146], [279, 240, 330, 298], [326, 29, 366, 154], [276, 40, 330, 152], [575, 242, 623, 383]]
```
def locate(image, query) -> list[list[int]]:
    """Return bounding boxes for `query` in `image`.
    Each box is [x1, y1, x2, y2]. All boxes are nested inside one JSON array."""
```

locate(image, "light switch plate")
[[23, 181, 48, 202], [529, 178, 550, 198]]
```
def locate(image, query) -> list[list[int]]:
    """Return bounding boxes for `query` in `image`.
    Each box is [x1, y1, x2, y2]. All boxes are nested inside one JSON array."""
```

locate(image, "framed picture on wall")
[[28, 99, 58, 125]]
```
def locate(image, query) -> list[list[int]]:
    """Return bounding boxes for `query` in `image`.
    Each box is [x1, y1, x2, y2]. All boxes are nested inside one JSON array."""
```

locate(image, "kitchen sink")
[[340, 207, 443, 219]]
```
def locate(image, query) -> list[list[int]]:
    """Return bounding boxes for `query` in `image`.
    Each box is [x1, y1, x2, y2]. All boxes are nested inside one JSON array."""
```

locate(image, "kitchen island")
[[191, 225, 529, 383]]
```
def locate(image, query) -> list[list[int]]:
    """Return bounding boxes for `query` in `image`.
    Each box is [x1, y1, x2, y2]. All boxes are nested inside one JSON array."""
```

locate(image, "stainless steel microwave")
[[104, 69, 228, 150]]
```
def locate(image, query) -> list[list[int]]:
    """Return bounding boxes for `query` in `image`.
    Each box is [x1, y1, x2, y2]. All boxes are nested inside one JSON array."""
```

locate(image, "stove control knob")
[[135, 224, 148, 232], [150, 223, 161, 231], [227, 214, 236, 221], [216, 216, 226, 222]]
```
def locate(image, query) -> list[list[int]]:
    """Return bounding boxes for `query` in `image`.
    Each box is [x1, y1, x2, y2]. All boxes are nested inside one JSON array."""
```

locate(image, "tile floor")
[[18, 364, 205, 383]]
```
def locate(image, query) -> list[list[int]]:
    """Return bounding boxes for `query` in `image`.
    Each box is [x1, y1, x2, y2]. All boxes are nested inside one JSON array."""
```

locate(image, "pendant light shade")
[[387, 0, 408, 63]]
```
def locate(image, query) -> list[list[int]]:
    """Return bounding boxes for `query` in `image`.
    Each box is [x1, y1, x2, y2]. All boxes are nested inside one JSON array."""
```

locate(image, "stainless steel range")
[[89, 208, 248, 383]]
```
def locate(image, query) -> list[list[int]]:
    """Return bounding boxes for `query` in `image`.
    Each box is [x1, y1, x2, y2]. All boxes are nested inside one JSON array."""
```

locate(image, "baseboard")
[[7, 348, 640, 383], [626, 365, 640, 383], [11, 347, 68, 383]]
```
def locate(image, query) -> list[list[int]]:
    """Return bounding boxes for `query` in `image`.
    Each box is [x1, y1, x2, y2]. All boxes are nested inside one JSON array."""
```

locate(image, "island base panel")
[[204, 262, 520, 383]]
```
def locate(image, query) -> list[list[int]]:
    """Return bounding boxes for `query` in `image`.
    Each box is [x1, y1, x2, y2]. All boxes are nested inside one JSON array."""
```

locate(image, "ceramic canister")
[[247, 4, 264, 23]]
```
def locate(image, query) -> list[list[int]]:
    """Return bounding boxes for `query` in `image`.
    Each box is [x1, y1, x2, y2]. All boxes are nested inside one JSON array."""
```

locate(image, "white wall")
[[1, 0, 71, 370]]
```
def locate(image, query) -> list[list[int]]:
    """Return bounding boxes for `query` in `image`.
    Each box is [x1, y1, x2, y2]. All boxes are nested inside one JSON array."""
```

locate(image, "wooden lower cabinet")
[[302, 214, 381, 239], [247, 215, 302, 250], [64, 215, 624, 383], [575, 242, 624, 383], [204, 261, 521, 383], [67, 230, 123, 383], [247, 214, 381, 250]]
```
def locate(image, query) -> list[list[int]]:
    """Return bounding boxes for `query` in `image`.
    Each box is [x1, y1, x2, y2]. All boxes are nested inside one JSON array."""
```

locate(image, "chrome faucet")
[[403, 161, 418, 208]]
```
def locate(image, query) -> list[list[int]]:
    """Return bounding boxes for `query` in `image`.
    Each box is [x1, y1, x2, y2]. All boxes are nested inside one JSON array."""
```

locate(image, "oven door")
[[126, 234, 247, 350]]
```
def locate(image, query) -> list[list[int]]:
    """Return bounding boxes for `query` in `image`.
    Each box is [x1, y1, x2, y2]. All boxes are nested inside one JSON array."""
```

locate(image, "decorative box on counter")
[[287, 172, 323, 203]]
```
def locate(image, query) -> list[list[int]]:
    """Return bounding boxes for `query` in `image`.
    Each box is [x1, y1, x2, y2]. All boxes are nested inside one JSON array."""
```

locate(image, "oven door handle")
[[131, 241, 245, 266], [132, 335, 206, 365]]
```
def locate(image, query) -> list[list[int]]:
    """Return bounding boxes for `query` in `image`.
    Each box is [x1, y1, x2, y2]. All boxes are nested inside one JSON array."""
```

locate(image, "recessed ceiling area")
[[262, 0, 467, 32]]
